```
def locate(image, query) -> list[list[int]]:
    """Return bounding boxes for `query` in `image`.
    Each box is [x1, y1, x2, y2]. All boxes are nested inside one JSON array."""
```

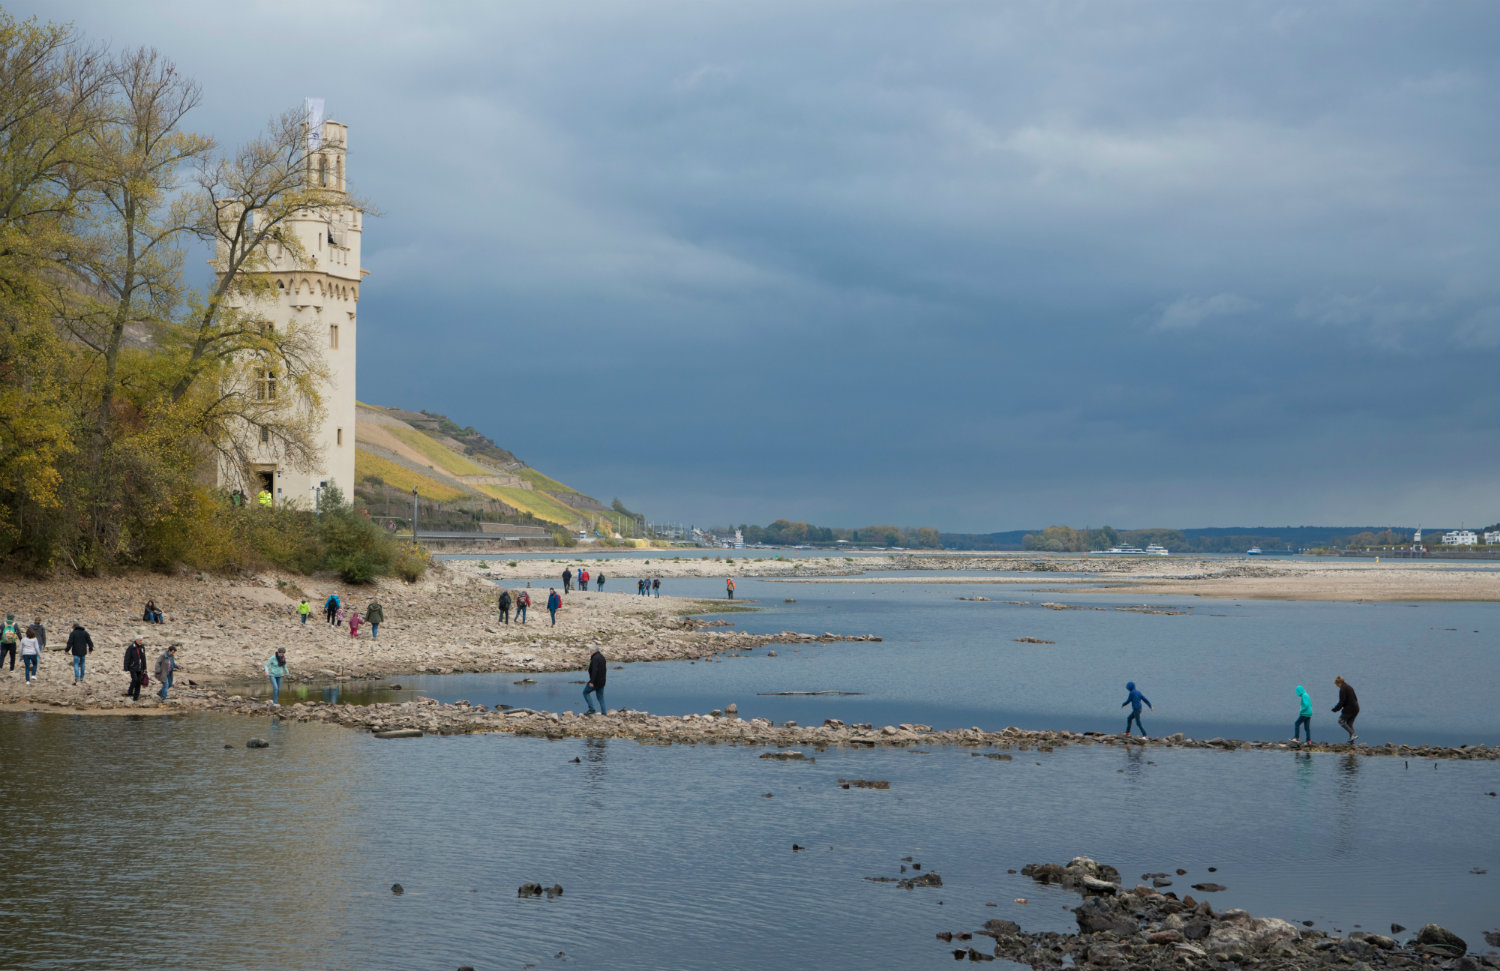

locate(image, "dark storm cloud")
[[18, 0, 1498, 529]]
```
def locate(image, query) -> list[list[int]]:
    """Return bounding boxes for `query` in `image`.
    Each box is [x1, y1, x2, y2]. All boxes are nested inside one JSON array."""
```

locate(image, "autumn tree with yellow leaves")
[[0, 11, 391, 576]]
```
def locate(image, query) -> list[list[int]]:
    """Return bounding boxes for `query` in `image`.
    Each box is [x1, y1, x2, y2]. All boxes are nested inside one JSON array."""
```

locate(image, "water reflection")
[[1121, 745, 1147, 785], [583, 738, 609, 807], [1333, 753, 1361, 855]]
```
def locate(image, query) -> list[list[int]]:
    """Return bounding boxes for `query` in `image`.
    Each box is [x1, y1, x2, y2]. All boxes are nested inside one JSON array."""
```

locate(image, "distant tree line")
[[724, 520, 943, 548]]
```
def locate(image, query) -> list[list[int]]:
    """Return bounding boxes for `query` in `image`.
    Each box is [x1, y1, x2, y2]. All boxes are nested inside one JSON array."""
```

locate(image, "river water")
[[2, 566, 1497, 969], [298, 573, 1499, 748]]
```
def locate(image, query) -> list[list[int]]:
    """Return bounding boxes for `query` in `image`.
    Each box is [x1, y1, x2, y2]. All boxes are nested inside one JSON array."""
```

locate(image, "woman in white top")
[[19, 630, 41, 683]]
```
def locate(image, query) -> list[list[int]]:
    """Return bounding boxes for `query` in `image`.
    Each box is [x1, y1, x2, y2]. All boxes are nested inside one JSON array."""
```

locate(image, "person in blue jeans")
[[67, 623, 94, 683], [265, 648, 289, 705], [1293, 685, 1313, 742], [547, 588, 562, 626], [583, 647, 607, 715], [1121, 680, 1153, 737], [155, 645, 177, 700]]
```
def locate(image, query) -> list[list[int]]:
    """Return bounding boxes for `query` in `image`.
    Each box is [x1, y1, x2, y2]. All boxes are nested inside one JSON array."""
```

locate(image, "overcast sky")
[[19, 1, 1498, 531]]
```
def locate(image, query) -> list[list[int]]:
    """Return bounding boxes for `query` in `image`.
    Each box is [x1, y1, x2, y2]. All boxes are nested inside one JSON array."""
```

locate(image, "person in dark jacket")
[[546, 588, 562, 626], [124, 638, 147, 700], [1121, 681, 1153, 737], [596, 572, 605, 591], [562, 568, 573, 593], [498, 589, 512, 624], [365, 599, 384, 639], [583, 647, 607, 715], [324, 594, 340, 626], [515, 590, 529, 624], [67, 623, 94, 683], [1332, 676, 1359, 742]]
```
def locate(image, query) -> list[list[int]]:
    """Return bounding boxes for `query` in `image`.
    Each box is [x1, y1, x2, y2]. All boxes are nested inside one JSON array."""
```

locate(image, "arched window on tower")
[[318, 155, 328, 187]]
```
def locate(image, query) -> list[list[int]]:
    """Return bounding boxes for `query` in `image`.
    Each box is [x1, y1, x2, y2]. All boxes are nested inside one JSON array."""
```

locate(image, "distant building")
[[1484, 531, 1500, 545], [1442, 529, 1478, 546]]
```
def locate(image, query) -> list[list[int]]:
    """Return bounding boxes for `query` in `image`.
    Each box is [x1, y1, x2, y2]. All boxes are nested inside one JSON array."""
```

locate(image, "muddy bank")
[[941, 856, 1495, 968]]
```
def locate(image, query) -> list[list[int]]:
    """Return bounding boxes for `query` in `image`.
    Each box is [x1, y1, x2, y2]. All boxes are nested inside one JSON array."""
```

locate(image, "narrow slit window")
[[336, 427, 343, 446], [330, 323, 339, 349], [260, 426, 270, 444]]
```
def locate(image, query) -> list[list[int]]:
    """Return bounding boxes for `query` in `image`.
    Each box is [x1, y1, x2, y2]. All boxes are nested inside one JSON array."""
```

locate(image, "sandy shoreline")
[[475, 553, 1500, 601]]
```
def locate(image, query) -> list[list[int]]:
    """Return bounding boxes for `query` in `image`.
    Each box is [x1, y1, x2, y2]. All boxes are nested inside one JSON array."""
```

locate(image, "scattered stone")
[[391, 883, 403, 895], [1191, 883, 1227, 892], [837, 778, 890, 790], [899, 871, 942, 890], [246, 738, 269, 748], [760, 750, 811, 761], [1013, 637, 1054, 644]]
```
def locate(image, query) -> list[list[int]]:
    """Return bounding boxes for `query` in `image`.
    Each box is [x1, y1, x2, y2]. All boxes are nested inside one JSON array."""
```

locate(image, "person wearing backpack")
[[0, 614, 20, 672], [498, 589, 512, 625], [516, 590, 529, 624], [324, 594, 340, 626], [546, 588, 562, 626]]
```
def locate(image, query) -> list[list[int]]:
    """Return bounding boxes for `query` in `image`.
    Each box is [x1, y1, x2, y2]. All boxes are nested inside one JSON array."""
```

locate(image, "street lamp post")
[[411, 487, 419, 547]]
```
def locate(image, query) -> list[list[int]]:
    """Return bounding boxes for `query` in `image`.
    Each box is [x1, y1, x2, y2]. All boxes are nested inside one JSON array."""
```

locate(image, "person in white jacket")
[[19, 629, 41, 683]]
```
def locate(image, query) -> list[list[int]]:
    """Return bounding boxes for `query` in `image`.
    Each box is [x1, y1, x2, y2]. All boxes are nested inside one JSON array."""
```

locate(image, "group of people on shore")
[[560, 567, 606, 592], [1120, 677, 1361, 744], [295, 594, 385, 640]]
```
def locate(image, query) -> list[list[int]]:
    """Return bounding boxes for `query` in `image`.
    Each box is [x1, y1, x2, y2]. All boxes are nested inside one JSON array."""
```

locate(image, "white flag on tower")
[[305, 97, 325, 152]]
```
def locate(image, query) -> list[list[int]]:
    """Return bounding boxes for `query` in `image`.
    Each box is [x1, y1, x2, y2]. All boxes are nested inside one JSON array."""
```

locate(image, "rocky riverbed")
[[23, 689, 1497, 762], [939, 856, 1496, 968]]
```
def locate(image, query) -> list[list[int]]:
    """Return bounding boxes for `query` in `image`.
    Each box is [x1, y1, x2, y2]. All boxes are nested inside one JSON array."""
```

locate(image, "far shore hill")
[[353, 402, 637, 536]]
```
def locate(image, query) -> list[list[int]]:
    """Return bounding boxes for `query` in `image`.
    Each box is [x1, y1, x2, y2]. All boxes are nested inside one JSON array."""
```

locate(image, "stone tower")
[[222, 116, 364, 508]]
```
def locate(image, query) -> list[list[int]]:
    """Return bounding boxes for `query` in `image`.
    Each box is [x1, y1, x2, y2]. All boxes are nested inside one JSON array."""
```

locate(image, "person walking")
[[348, 610, 362, 639], [596, 573, 605, 591], [124, 637, 147, 701], [653, 577, 661, 598], [498, 589, 512, 625], [546, 588, 561, 626], [297, 598, 311, 625], [324, 594, 340, 626], [1293, 685, 1313, 743], [637, 578, 645, 596], [726, 577, 735, 600], [1121, 680, 1152, 737], [30, 616, 45, 653], [579, 569, 589, 592], [19, 627, 41, 683], [516, 590, 529, 624], [1332, 676, 1359, 742], [265, 648, 289, 705], [583, 646, 607, 715], [562, 568, 573, 593], [155, 645, 177, 701], [366, 599, 383, 639], [1, 614, 21, 672], [67, 622, 94, 683]]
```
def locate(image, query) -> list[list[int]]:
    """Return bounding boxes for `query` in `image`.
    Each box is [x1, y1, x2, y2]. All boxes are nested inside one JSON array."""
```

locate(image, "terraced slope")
[[354, 403, 624, 530]]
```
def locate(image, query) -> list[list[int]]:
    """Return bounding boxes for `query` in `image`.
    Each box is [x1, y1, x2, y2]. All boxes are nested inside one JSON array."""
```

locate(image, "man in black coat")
[[66, 623, 94, 683], [583, 647, 607, 715], [498, 589, 512, 624], [1332, 676, 1360, 742], [124, 637, 147, 700]]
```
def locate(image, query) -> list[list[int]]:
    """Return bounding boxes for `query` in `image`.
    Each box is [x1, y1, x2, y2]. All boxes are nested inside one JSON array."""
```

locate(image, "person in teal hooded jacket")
[[1293, 685, 1313, 742]]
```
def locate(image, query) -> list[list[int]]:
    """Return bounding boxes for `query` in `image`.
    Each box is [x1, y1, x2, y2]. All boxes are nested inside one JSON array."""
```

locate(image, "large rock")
[[1207, 910, 1300, 954], [1414, 923, 1466, 956], [1073, 897, 1137, 936]]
